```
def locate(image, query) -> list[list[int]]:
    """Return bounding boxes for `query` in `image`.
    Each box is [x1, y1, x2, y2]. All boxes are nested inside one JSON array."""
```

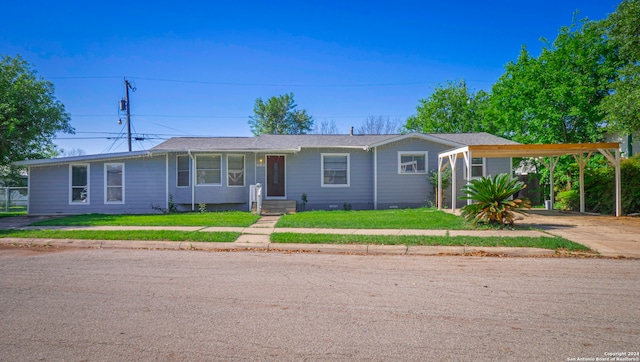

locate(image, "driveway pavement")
[[516, 210, 640, 258]]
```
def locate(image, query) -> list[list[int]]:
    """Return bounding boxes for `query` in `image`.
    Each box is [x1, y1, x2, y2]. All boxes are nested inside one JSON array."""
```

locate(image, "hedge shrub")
[[583, 154, 640, 215]]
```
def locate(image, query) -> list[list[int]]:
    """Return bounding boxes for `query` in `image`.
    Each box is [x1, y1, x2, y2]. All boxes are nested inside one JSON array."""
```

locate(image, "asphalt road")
[[1, 247, 638, 361]]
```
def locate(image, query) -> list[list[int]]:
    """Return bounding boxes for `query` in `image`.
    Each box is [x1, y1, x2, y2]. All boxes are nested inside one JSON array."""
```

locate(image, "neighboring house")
[[15, 133, 517, 215], [605, 132, 639, 158]]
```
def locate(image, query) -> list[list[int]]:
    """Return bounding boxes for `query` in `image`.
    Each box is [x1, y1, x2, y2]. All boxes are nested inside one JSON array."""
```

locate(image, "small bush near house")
[[460, 173, 531, 227], [556, 189, 579, 210]]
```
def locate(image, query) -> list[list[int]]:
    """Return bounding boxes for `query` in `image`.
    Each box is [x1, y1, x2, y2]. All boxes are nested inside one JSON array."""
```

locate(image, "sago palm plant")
[[460, 173, 531, 227]]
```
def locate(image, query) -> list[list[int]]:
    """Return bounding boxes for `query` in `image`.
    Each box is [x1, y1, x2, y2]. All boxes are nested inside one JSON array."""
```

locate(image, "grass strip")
[[0, 229, 240, 243], [277, 208, 470, 229], [271, 233, 591, 251], [0, 212, 27, 218], [30, 212, 260, 227]]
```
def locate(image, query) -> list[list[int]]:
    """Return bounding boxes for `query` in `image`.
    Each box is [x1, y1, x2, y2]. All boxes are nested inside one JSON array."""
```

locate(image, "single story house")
[[16, 133, 517, 215]]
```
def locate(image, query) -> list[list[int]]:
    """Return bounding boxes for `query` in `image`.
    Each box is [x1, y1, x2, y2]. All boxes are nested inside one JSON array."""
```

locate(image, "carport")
[[437, 142, 622, 216]]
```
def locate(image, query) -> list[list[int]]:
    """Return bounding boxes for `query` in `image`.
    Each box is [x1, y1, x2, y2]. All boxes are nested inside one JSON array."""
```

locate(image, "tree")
[[0, 55, 73, 166], [356, 115, 401, 134], [488, 17, 617, 144], [58, 147, 86, 157], [404, 80, 492, 134], [600, 0, 640, 135], [248, 92, 313, 135], [313, 119, 340, 134]]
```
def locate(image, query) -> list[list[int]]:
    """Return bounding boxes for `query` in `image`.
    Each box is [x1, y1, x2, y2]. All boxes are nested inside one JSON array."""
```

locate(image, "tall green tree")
[[488, 18, 617, 144], [404, 80, 492, 134], [0, 55, 73, 166], [600, 0, 640, 135], [248, 92, 313, 135]]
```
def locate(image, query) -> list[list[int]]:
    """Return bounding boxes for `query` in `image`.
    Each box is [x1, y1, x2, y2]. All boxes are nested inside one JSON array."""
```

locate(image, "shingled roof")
[[15, 133, 519, 167], [150, 132, 518, 152]]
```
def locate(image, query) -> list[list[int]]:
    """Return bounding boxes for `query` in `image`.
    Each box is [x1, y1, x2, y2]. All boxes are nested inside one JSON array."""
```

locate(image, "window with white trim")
[[70, 164, 89, 204], [196, 155, 221, 185], [227, 154, 245, 186], [322, 153, 349, 187], [398, 152, 427, 174], [177, 155, 190, 187], [105, 163, 124, 203], [469, 157, 485, 178]]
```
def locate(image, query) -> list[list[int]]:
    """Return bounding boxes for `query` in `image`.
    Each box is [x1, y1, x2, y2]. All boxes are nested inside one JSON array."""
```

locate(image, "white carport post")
[[448, 154, 458, 213], [437, 156, 450, 210], [539, 156, 559, 209], [463, 149, 472, 206], [573, 152, 593, 213], [437, 157, 443, 210], [598, 148, 622, 217]]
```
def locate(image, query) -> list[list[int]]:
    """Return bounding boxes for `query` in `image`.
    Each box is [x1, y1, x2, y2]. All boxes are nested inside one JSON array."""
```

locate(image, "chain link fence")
[[0, 187, 28, 212]]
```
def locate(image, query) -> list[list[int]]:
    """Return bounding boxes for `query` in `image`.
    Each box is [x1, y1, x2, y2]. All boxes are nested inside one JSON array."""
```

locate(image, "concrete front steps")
[[251, 200, 296, 215]]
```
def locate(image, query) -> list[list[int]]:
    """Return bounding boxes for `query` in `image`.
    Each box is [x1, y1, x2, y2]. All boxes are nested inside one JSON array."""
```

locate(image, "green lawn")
[[271, 233, 591, 251], [0, 229, 240, 242], [30, 212, 260, 227], [277, 208, 470, 229], [0, 211, 27, 218]]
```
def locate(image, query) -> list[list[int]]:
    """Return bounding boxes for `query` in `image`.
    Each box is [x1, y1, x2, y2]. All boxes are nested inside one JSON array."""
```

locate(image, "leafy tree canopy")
[[488, 18, 616, 144], [248, 92, 313, 135], [0, 55, 73, 166], [404, 80, 492, 134], [600, 0, 640, 134]]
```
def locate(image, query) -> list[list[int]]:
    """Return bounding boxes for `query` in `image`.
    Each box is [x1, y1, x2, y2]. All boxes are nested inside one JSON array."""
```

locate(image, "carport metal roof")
[[437, 142, 622, 216]]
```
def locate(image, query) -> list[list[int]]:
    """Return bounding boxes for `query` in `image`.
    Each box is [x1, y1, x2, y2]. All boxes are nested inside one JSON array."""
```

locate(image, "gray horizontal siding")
[[486, 158, 512, 176], [27, 155, 167, 215], [283, 148, 375, 211], [375, 138, 453, 209]]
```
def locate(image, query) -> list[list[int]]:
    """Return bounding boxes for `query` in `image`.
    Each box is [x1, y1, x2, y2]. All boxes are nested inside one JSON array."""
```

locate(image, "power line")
[[71, 113, 413, 119], [128, 76, 439, 87], [48, 75, 496, 87], [49, 76, 122, 79]]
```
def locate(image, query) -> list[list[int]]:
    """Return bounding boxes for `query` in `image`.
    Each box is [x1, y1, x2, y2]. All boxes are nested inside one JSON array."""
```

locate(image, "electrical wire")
[[48, 75, 495, 87]]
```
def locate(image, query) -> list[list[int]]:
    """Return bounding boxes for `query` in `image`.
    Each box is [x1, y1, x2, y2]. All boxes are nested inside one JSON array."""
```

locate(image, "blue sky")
[[1, 1, 621, 155]]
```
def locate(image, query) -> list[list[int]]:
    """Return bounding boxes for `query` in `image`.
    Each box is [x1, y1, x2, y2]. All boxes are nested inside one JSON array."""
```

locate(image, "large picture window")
[[321, 153, 349, 187], [70, 164, 89, 204], [227, 155, 245, 187], [398, 152, 427, 174], [177, 155, 190, 187], [196, 155, 221, 185], [105, 163, 124, 203]]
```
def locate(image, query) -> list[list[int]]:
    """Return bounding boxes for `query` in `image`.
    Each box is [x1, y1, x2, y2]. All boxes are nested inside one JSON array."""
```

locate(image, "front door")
[[266, 155, 285, 197]]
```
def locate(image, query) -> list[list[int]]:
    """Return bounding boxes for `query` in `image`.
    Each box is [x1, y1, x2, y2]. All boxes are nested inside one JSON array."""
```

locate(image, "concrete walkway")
[[1, 212, 639, 258]]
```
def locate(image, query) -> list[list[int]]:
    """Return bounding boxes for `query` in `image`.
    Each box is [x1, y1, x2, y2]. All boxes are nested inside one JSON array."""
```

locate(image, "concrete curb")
[[0, 238, 562, 257]]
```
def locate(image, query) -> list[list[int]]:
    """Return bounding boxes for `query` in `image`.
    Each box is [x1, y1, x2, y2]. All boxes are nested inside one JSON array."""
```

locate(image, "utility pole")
[[123, 79, 136, 152]]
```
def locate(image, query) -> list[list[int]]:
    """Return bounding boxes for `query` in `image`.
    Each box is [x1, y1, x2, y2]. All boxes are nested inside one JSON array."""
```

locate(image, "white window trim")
[[104, 163, 125, 204], [69, 163, 90, 205], [397, 151, 428, 174], [195, 154, 222, 186], [321, 153, 350, 187], [227, 154, 245, 187], [176, 155, 190, 188]]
